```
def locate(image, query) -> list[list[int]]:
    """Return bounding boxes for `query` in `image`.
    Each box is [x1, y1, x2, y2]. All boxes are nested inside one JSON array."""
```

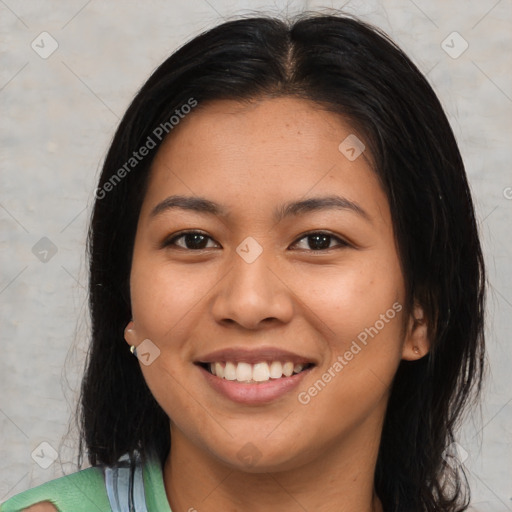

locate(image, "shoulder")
[[0, 466, 111, 512], [20, 504, 57, 512]]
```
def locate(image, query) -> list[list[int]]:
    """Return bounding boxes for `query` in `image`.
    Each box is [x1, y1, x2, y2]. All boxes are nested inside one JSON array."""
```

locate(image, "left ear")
[[402, 302, 430, 361]]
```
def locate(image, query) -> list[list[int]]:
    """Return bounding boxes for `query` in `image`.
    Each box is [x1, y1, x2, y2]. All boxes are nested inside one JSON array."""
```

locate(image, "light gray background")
[[1, 0, 511, 510]]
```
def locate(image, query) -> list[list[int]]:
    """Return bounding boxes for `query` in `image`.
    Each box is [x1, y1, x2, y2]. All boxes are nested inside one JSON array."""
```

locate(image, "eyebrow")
[[150, 194, 371, 223]]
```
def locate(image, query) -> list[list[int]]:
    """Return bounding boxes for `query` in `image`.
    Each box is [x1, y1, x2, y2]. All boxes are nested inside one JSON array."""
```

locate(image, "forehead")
[[142, 97, 387, 225], [156, 97, 368, 163]]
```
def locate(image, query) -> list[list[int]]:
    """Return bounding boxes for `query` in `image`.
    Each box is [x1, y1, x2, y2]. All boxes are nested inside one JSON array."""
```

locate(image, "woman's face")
[[126, 97, 426, 471]]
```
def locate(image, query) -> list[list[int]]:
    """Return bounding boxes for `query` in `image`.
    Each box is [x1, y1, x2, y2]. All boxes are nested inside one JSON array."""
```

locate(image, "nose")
[[211, 249, 294, 330]]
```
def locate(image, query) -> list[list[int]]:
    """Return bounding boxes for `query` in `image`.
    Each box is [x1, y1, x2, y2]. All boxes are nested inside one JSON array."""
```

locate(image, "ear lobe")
[[124, 320, 137, 346], [402, 303, 430, 361]]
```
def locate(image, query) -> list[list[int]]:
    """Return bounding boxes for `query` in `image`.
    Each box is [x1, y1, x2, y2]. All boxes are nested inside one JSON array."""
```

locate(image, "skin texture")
[[23, 503, 57, 511], [124, 97, 429, 512]]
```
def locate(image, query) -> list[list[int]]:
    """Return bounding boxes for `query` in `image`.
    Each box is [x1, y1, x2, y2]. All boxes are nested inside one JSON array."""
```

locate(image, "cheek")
[[129, 259, 213, 340], [129, 259, 213, 434], [292, 251, 406, 408], [292, 267, 404, 444], [295, 254, 404, 346]]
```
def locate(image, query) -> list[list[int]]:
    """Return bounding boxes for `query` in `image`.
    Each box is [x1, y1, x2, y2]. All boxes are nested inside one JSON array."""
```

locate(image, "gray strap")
[[104, 453, 149, 512], [132, 460, 148, 511]]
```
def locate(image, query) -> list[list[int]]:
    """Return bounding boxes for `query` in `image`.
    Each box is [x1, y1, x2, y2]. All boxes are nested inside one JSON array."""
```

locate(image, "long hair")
[[79, 13, 486, 512]]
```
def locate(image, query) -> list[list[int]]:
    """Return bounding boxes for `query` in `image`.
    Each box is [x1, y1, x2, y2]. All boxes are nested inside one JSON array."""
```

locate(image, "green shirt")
[[0, 454, 172, 512]]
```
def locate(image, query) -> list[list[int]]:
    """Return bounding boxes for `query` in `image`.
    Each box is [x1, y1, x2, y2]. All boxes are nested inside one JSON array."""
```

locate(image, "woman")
[[1, 12, 486, 512]]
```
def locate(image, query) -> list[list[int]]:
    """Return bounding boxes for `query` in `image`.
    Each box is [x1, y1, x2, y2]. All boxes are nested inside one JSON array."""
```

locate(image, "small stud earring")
[[413, 346, 420, 355], [130, 345, 138, 357]]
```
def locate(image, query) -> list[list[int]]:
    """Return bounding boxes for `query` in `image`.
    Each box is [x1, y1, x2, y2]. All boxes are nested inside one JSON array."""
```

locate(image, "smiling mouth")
[[197, 361, 314, 383]]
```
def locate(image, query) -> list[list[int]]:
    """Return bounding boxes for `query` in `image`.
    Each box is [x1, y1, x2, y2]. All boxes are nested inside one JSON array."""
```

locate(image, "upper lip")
[[195, 346, 316, 365]]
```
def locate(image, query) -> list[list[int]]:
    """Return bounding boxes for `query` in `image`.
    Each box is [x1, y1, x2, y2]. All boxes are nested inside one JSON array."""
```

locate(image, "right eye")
[[162, 230, 220, 250]]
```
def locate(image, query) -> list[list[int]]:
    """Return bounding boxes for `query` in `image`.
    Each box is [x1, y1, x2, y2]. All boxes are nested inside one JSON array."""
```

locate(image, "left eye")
[[292, 232, 349, 251]]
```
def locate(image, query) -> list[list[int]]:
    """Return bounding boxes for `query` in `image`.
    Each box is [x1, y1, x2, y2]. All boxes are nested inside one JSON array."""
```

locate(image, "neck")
[[163, 420, 384, 512]]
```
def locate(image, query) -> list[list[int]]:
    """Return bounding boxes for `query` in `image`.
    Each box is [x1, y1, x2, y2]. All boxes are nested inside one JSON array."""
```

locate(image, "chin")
[[211, 442, 312, 474]]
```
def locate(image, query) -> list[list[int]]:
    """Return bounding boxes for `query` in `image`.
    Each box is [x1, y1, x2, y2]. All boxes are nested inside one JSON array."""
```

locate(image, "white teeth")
[[282, 362, 294, 377], [253, 362, 270, 382], [269, 361, 283, 379], [236, 362, 253, 382], [224, 361, 237, 380], [214, 362, 224, 379], [293, 363, 304, 374], [206, 360, 309, 382]]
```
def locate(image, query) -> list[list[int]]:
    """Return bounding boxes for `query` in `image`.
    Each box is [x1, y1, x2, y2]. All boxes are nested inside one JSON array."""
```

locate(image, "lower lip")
[[198, 365, 313, 405]]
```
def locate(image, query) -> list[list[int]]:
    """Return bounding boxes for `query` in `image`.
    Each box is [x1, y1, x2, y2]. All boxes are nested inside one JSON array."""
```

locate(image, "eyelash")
[[162, 230, 350, 252]]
